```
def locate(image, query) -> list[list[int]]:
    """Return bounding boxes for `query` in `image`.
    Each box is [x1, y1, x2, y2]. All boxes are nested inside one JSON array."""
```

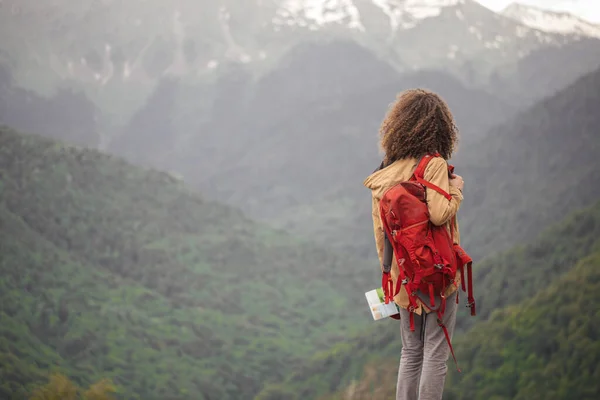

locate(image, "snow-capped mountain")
[[274, 0, 466, 32], [502, 3, 600, 38], [2, 0, 599, 117]]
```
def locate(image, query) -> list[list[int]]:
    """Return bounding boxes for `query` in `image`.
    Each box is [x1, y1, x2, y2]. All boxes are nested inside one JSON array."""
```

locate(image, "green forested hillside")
[[444, 250, 600, 400], [0, 127, 375, 399], [263, 201, 600, 400], [318, 247, 600, 400]]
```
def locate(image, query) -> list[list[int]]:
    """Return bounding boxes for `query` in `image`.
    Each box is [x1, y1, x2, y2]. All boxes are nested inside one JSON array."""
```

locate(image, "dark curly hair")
[[379, 88, 458, 164]]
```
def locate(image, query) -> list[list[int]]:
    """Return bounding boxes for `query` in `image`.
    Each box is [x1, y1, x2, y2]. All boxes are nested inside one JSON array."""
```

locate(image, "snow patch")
[[502, 3, 600, 38], [370, 0, 465, 32], [447, 44, 458, 59], [468, 25, 483, 41], [218, 6, 252, 62], [515, 25, 529, 38], [275, 0, 366, 32], [403, 0, 464, 20]]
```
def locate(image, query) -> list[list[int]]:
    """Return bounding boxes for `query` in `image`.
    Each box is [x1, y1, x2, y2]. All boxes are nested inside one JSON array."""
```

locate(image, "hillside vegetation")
[[443, 249, 600, 400], [319, 246, 600, 400], [0, 126, 375, 399], [259, 200, 600, 399]]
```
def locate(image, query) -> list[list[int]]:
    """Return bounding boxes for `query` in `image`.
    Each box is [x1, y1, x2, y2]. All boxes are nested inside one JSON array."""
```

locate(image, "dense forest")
[[271, 201, 600, 400], [0, 127, 377, 399]]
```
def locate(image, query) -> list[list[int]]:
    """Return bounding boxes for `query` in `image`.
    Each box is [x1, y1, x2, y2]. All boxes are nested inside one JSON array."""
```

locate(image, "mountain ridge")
[[1, 0, 593, 93]]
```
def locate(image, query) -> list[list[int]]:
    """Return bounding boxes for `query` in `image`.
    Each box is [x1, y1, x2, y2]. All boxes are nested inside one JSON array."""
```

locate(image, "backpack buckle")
[[434, 264, 444, 269], [401, 278, 409, 285]]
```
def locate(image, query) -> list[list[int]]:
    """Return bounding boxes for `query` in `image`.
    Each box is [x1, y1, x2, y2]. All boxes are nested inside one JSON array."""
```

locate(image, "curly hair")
[[379, 88, 458, 164]]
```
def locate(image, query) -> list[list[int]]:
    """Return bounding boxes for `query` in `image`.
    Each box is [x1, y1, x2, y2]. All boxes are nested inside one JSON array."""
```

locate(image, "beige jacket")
[[363, 156, 463, 314]]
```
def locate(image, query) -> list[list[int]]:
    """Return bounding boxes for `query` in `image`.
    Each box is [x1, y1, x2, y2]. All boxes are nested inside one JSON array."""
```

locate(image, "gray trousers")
[[396, 291, 458, 400]]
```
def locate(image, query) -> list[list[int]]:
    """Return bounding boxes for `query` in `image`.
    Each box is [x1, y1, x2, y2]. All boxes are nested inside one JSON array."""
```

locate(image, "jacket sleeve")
[[371, 195, 385, 268], [423, 157, 463, 227]]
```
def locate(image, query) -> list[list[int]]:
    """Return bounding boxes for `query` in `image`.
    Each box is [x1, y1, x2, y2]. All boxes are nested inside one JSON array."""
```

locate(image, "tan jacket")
[[363, 156, 463, 314]]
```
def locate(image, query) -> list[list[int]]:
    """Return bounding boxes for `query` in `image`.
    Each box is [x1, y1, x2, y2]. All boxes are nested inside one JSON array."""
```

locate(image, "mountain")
[[0, 126, 376, 399], [0, 65, 100, 148], [258, 200, 600, 400], [109, 40, 400, 172], [485, 36, 600, 106], [108, 40, 517, 260], [1, 0, 593, 115], [195, 54, 600, 263], [502, 3, 600, 38], [458, 64, 600, 260]]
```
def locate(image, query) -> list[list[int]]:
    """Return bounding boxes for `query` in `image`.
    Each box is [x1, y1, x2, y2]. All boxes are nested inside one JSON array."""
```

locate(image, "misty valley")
[[1, 0, 600, 399]]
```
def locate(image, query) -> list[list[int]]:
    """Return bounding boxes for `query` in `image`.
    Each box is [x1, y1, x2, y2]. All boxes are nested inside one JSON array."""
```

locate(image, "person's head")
[[379, 88, 458, 163]]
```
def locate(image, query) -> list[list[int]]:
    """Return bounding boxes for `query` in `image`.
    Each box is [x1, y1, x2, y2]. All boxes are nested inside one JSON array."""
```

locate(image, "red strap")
[[428, 283, 435, 307], [440, 294, 447, 316], [454, 244, 476, 317], [412, 154, 453, 201], [409, 312, 415, 332], [382, 272, 394, 304], [415, 176, 452, 201], [395, 274, 403, 297], [438, 313, 461, 373], [466, 261, 476, 316]]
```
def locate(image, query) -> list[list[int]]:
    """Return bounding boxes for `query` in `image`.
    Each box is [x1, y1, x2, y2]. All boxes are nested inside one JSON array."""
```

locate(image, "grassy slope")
[[0, 126, 376, 399], [260, 200, 600, 399]]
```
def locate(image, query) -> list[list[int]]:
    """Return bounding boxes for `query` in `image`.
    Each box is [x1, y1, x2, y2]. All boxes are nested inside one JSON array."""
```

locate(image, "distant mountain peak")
[[501, 2, 600, 38], [371, 0, 468, 30], [274, 0, 469, 32]]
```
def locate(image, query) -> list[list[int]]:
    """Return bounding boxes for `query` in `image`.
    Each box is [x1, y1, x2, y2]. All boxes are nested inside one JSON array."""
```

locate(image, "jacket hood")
[[363, 158, 418, 197]]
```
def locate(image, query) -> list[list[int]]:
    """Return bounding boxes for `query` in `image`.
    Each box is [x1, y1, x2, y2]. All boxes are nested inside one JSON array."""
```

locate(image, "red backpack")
[[379, 153, 476, 371]]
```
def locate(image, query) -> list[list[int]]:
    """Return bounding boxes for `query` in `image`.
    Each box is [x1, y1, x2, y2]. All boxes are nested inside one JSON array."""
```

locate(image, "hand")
[[449, 173, 464, 191]]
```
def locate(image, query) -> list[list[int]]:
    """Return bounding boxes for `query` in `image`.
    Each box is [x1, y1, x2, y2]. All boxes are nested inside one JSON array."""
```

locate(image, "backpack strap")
[[412, 154, 452, 201]]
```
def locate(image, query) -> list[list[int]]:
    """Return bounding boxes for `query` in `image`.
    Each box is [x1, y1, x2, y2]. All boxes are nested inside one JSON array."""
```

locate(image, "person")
[[363, 88, 465, 400]]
